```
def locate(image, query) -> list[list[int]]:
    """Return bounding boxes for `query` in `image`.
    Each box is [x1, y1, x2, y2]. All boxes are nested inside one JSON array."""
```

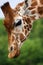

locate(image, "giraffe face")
[[1, 2, 32, 58], [8, 14, 32, 58], [8, 14, 24, 58]]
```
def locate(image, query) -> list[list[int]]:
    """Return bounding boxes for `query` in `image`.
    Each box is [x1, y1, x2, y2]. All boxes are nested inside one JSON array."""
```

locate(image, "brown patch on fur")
[[40, 0, 43, 4], [29, 24, 32, 28], [37, 6, 43, 15], [24, 26, 27, 29], [19, 33, 25, 42], [17, 2, 24, 6], [25, 29, 28, 35], [31, 0, 37, 6], [26, 17, 31, 23], [31, 10, 36, 14], [23, 16, 31, 24], [30, 16, 36, 20], [12, 36, 15, 42], [28, 6, 35, 10], [24, 25, 29, 30]]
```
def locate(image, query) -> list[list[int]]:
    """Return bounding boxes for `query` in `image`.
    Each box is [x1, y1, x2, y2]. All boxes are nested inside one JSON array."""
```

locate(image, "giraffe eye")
[[14, 19, 22, 27]]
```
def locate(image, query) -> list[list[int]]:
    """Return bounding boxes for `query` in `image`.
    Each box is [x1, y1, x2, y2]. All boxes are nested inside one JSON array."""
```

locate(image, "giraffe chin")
[[8, 49, 20, 58]]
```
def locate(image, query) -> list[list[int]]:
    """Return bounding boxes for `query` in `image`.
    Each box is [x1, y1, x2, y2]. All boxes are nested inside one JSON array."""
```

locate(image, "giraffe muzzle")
[[8, 44, 20, 58]]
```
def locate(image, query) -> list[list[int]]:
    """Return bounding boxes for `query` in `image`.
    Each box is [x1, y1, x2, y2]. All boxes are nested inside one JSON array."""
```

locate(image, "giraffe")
[[1, 0, 43, 58]]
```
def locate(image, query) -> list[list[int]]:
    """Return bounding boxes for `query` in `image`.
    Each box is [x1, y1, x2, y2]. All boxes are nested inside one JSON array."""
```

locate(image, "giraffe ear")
[[1, 2, 14, 31], [1, 2, 14, 17]]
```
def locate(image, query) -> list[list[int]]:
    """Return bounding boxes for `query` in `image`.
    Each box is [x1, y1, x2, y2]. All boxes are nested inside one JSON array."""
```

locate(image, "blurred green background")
[[0, 19, 43, 65]]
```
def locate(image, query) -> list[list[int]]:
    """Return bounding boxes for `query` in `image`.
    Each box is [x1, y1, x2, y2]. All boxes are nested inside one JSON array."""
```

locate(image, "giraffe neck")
[[25, 0, 43, 22], [31, 0, 41, 6]]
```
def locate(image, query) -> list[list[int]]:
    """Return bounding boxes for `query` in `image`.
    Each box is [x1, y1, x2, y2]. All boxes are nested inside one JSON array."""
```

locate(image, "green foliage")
[[0, 19, 43, 65]]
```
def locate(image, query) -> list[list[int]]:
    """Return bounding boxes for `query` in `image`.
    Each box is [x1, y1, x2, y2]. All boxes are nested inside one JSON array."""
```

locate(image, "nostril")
[[10, 46, 13, 51]]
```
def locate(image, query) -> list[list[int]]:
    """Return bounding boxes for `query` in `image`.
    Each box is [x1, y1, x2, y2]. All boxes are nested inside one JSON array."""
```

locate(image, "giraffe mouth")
[[8, 51, 19, 58], [8, 43, 20, 58], [8, 47, 20, 58]]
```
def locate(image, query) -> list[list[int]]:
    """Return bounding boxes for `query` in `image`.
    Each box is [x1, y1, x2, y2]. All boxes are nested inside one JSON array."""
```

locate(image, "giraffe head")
[[1, 2, 32, 58]]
